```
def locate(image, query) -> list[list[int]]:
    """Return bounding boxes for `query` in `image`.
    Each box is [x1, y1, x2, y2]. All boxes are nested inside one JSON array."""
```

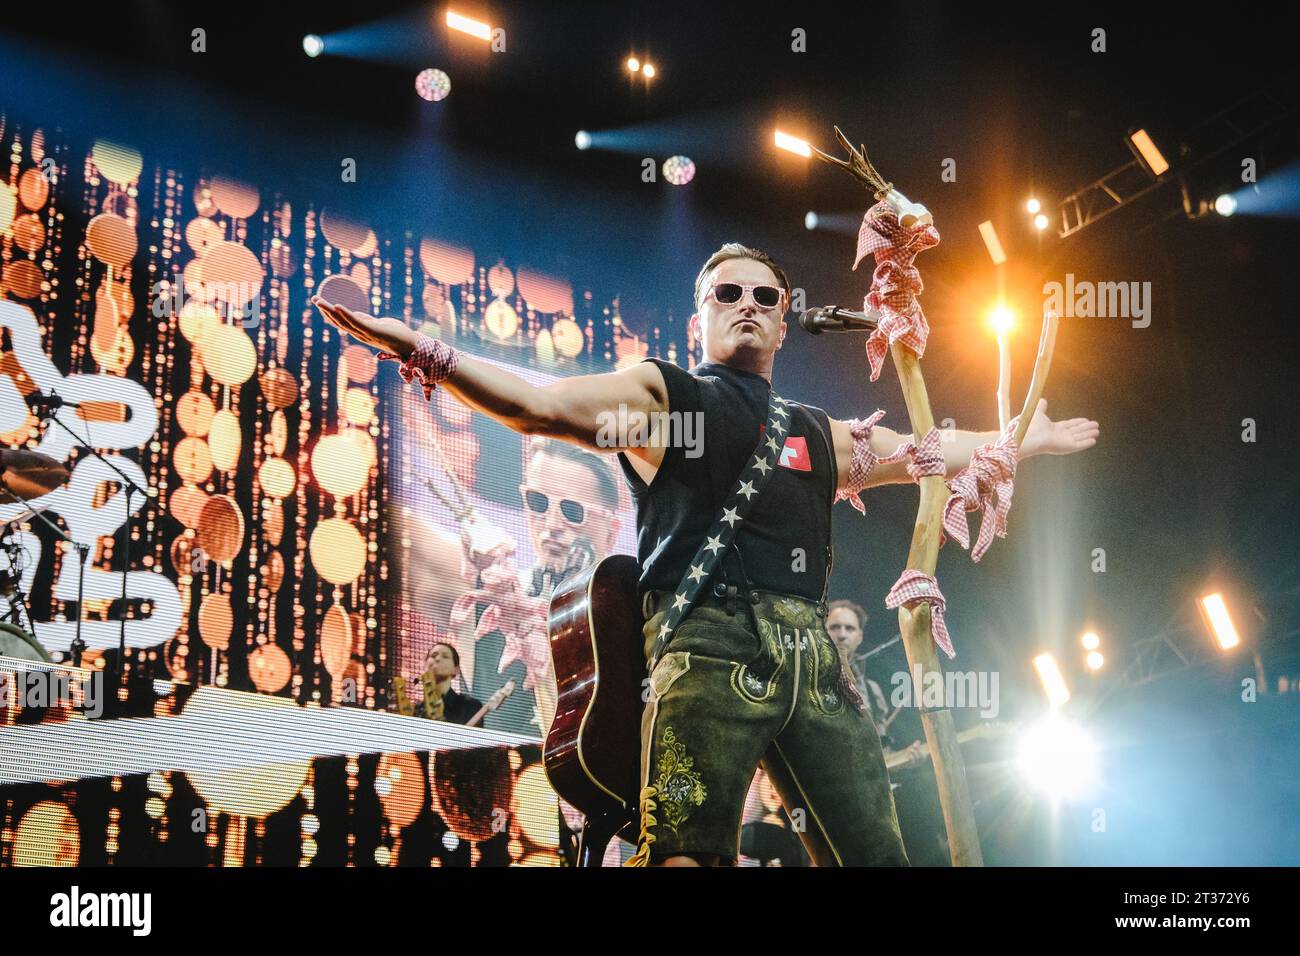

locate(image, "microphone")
[[798, 306, 882, 335], [25, 391, 81, 416]]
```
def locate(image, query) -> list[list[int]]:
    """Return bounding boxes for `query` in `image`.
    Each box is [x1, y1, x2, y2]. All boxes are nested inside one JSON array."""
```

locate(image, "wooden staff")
[[889, 343, 983, 865], [813, 128, 1060, 867]]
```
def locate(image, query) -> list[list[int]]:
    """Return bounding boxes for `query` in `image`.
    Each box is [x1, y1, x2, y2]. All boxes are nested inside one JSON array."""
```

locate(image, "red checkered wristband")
[[378, 334, 460, 401], [834, 415, 945, 515]]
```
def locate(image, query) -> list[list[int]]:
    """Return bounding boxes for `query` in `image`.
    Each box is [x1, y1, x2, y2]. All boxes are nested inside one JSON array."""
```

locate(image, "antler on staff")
[[809, 126, 894, 197]]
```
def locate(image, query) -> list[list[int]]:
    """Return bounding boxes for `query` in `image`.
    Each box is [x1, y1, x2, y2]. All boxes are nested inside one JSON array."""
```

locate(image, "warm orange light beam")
[[978, 220, 1007, 265], [774, 130, 812, 158], [1200, 592, 1241, 651], [446, 10, 492, 41]]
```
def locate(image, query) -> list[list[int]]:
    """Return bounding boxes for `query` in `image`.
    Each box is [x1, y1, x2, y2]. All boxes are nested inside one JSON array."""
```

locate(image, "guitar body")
[[543, 554, 644, 851]]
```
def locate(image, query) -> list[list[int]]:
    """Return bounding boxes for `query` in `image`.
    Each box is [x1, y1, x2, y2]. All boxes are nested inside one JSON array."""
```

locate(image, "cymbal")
[[0, 448, 70, 502]]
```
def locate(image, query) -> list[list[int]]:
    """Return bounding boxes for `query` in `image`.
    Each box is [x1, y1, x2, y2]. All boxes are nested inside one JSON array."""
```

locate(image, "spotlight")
[[804, 211, 819, 231], [415, 68, 451, 102], [1016, 716, 1098, 800], [1033, 213, 1049, 231], [1026, 198, 1041, 214], [642, 63, 657, 79], [1128, 128, 1170, 177], [1215, 193, 1238, 217], [574, 130, 592, 151], [774, 130, 811, 158], [1085, 650, 1105, 671], [1032, 652, 1070, 708], [626, 56, 640, 73], [662, 155, 695, 186], [446, 10, 492, 41], [303, 34, 324, 58], [987, 304, 1015, 336], [1199, 592, 1241, 651], [1081, 631, 1100, 651], [977, 220, 1007, 266]]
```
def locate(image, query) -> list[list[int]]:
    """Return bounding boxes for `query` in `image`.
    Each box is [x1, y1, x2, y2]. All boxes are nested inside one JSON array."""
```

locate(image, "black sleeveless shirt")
[[616, 359, 838, 603]]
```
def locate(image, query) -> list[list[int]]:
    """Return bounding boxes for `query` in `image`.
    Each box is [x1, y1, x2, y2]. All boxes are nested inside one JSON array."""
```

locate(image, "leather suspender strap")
[[647, 390, 790, 671]]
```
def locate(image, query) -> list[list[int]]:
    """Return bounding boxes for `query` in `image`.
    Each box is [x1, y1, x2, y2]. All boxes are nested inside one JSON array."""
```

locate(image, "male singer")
[[313, 242, 1098, 866]]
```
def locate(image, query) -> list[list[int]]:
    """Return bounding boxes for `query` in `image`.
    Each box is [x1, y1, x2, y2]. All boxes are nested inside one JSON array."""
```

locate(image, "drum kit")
[[0, 446, 70, 664]]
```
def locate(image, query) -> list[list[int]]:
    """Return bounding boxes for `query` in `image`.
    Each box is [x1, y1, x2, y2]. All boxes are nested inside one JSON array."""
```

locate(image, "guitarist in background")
[[313, 242, 1097, 867], [826, 599, 898, 750], [404, 642, 484, 725]]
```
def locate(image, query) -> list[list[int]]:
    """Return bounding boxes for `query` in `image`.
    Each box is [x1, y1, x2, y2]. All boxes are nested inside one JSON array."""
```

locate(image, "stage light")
[[626, 56, 640, 73], [446, 10, 492, 41], [987, 304, 1015, 336], [1081, 630, 1100, 651], [643, 63, 657, 79], [1016, 716, 1098, 800], [1085, 650, 1105, 671], [574, 130, 592, 150], [774, 130, 811, 158], [805, 211, 819, 231], [1032, 652, 1070, 708], [1128, 128, 1170, 177], [662, 155, 695, 186], [1199, 592, 1241, 651], [415, 68, 451, 102], [1033, 213, 1049, 231], [303, 34, 324, 58], [1026, 198, 1041, 214], [977, 220, 1007, 265], [1215, 193, 1238, 217]]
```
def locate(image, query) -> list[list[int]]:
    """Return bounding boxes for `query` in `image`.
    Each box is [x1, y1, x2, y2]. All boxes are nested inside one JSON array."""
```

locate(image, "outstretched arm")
[[830, 398, 1099, 491], [312, 297, 669, 464]]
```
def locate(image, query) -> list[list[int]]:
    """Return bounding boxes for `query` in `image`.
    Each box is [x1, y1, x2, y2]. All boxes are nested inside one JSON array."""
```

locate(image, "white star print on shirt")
[[703, 535, 724, 554], [722, 507, 740, 526], [753, 457, 771, 475], [737, 480, 757, 499]]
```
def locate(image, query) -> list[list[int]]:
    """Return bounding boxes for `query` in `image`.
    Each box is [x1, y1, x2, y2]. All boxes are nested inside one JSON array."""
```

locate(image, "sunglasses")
[[522, 488, 610, 525], [705, 282, 785, 310]]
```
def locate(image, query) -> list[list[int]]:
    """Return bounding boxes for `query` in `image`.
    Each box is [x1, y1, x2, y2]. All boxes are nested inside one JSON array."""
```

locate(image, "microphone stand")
[[38, 389, 149, 692], [0, 480, 90, 667]]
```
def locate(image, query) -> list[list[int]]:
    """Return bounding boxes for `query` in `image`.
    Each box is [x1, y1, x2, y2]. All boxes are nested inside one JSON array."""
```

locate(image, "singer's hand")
[[312, 297, 420, 360], [1019, 399, 1100, 457]]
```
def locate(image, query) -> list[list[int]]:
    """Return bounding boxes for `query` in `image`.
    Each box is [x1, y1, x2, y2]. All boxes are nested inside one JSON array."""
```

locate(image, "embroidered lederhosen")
[[625, 588, 909, 866]]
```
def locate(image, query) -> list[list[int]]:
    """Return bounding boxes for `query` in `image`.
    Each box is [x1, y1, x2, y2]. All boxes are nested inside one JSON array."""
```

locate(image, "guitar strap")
[[647, 389, 789, 671]]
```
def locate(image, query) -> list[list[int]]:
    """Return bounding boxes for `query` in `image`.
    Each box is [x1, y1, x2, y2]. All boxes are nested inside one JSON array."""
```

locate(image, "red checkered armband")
[[378, 334, 461, 401]]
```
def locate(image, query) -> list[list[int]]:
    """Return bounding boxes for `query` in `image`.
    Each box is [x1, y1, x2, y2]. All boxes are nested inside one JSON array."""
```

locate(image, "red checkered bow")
[[854, 200, 942, 382], [942, 418, 1020, 562], [885, 569, 955, 659], [902, 427, 945, 481]]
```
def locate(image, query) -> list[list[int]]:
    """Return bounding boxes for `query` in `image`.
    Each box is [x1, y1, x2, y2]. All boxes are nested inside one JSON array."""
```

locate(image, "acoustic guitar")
[[542, 554, 644, 866]]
